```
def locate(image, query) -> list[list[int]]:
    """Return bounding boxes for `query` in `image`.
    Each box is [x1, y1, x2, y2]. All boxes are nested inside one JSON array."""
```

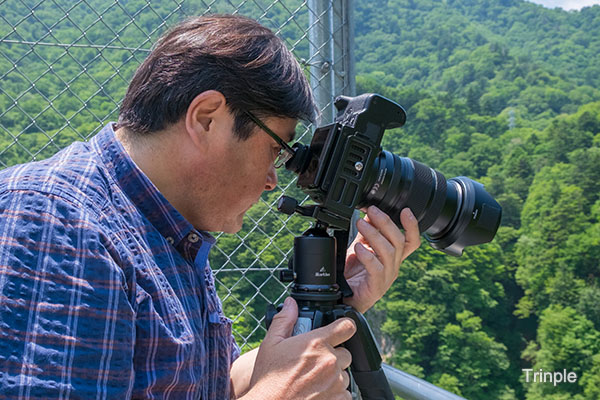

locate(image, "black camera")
[[284, 93, 501, 256], [268, 93, 503, 399]]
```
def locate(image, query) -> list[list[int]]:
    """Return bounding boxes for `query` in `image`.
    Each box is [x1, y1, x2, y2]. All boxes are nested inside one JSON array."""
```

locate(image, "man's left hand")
[[343, 206, 421, 314]]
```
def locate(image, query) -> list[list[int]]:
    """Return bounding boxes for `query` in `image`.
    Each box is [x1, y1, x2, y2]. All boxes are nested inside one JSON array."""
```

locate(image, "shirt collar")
[[91, 123, 214, 260]]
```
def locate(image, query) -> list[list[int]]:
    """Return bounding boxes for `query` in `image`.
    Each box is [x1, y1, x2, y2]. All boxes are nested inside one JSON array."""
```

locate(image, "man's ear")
[[185, 90, 228, 149]]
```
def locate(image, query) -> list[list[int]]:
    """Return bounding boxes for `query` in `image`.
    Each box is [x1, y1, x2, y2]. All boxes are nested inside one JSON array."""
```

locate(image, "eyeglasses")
[[244, 110, 295, 168]]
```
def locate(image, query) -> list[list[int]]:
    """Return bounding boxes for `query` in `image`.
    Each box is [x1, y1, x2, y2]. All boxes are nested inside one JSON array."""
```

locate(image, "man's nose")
[[264, 164, 278, 191]]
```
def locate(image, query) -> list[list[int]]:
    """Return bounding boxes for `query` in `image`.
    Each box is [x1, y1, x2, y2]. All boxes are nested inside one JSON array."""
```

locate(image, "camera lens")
[[361, 151, 502, 256]]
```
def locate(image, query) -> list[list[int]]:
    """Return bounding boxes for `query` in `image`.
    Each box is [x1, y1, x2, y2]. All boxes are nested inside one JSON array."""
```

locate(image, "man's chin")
[[220, 215, 246, 234], [222, 226, 242, 234]]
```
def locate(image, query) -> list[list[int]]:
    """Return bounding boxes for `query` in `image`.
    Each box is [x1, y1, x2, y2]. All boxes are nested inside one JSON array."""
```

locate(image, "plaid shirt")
[[0, 123, 240, 399]]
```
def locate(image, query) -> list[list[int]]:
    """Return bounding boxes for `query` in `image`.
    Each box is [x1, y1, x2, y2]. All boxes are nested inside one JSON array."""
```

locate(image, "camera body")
[[285, 93, 502, 256], [288, 94, 406, 230]]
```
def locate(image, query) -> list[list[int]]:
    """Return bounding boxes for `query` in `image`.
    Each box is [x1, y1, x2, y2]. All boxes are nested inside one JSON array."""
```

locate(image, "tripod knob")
[[277, 196, 298, 215], [279, 269, 295, 283], [277, 196, 317, 218]]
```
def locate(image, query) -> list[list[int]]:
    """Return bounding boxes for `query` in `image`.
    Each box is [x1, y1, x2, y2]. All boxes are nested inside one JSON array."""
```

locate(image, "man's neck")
[[114, 124, 199, 225]]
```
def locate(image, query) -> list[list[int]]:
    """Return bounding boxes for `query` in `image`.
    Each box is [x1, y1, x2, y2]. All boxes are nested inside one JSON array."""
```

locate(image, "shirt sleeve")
[[0, 189, 135, 399]]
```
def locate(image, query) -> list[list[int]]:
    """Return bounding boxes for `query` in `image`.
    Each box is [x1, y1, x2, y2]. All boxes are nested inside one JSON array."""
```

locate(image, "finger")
[[400, 208, 421, 260], [354, 241, 384, 276], [340, 370, 351, 391], [262, 297, 298, 346], [356, 216, 397, 269], [333, 346, 352, 370], [315, 318, 357, 347], [365, 206, 406, 257]]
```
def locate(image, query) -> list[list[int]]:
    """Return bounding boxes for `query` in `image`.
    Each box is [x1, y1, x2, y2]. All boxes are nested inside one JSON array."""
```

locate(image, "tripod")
[[265, 197, 394, 400]]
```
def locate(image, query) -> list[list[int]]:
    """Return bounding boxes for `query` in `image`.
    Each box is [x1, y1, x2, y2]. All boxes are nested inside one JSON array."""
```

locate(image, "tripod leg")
[[343, 309, 394, 400]]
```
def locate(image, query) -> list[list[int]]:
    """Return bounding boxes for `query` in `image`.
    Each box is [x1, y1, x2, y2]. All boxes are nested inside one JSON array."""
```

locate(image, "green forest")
[[1, 1, 599, 399]]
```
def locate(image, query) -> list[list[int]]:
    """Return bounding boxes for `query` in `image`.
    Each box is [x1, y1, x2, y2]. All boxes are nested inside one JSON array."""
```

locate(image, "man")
[[0, 14, 420, 399]]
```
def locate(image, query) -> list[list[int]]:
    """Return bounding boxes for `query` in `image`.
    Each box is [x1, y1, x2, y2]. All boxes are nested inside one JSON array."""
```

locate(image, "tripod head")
[[276, 195, 354, 302], [269, 195, 394, 399]]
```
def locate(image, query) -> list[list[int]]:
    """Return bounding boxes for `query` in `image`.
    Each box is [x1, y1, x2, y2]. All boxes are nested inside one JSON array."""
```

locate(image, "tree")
[[433, 310, 511, 400]]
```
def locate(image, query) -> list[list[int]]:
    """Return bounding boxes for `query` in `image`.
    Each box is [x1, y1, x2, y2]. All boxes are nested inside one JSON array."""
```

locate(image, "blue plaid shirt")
[[0, 123, 240, 399]]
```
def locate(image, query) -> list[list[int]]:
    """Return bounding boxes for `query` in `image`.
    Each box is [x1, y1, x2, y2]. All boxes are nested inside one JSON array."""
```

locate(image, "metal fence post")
[[308, 0, 355, 124]]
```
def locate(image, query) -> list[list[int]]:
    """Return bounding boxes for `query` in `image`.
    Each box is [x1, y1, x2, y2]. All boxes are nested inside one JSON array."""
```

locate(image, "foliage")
[[353, 1, 600, 399]]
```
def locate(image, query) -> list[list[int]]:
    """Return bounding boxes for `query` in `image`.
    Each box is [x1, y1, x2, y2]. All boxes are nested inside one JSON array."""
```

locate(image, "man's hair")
[[117, 14, 315, 139]]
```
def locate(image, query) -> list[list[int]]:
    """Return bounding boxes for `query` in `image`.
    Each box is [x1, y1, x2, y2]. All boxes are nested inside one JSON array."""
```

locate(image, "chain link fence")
[[0, 0, 355, 353]]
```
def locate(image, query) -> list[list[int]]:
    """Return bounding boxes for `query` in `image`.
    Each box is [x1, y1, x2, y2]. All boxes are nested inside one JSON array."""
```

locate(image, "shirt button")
[[166, 237, 174, 245], [188, 232, 200, 243]]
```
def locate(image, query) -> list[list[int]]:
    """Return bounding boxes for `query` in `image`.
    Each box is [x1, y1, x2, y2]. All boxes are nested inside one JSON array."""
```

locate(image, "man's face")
[[193, 111, 298, 233]]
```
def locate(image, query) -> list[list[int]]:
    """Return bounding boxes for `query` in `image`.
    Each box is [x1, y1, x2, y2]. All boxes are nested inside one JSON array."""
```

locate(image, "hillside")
[[352, 1, 600, 399]]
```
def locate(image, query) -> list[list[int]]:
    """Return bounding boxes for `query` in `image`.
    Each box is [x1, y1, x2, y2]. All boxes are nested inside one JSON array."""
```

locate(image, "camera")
[[284, 93, 502, 256], [268, 94, 502, 398]]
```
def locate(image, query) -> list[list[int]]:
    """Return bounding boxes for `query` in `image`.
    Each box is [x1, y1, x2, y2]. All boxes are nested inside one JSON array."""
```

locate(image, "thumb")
[[263, 297, 298, 345]]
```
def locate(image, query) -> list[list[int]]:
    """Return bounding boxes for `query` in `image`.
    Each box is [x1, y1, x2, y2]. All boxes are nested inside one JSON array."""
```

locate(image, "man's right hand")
[[243, 297, 356, 400]]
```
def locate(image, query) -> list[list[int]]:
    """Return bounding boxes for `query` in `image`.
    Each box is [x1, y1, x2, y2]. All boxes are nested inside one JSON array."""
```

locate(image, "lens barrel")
[[362, 151, 501, 256]]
